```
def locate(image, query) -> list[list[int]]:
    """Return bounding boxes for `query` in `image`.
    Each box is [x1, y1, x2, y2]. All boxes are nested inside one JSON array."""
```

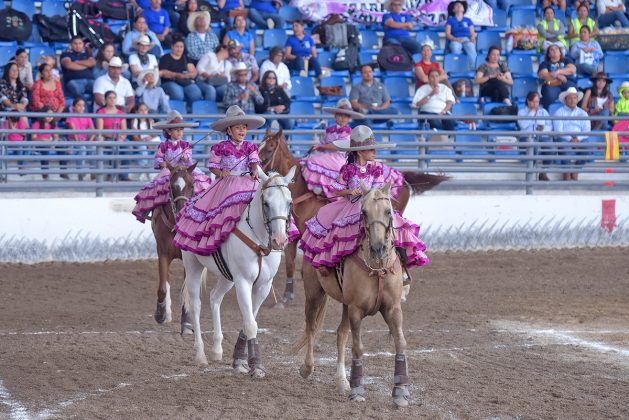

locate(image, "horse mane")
[[402, 171, 449, 195]]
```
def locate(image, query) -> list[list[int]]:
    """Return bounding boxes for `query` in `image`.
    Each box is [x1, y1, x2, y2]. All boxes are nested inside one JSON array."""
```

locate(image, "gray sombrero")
[[322, 98, 364, 119], [333, 125, 396, 151], [210, 105, 266, 132], [153, 110, 199, 129]]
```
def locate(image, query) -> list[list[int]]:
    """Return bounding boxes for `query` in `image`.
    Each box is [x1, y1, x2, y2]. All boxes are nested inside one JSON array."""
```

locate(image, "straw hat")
[[618, 81, 629, 95], [447, 0, 468, 16], [589, 71, 613, 85], [132, 34, 156, 51], [187, 10, 211, 33], [137, 67, 159, 85], [558, 87, 584, 104], [210, 105, 266, 132], [230, 61, 250, 77], [419, 37, 436, 50], [333, 125, 396, 151], [154, 110, 199, 129], [103, 56, 129, 72], [322, 98, 364, 119]]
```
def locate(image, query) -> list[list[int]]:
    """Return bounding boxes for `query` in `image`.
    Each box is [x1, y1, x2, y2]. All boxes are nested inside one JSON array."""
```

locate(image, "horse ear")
[[278, 127, 284, 138], [381, 179, 392, 196], [359, 180, 370, 196], [257, 165, 269, 182], [187, 161, 198, 173], [284, 165, 296, 184]]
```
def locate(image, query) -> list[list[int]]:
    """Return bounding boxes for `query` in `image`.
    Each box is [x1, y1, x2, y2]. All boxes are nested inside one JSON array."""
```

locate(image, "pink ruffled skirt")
[[300, 151, 346, 199], [173, 176, 299, 256], [132, 169, 212, 222], [299, 198, 429, 268]]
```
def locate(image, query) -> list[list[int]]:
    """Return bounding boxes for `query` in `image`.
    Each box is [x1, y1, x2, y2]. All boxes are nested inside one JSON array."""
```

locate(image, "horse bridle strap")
[[160, 205, 176, 232], [350, 253, 398, 317], [233, 227, 272, 283]]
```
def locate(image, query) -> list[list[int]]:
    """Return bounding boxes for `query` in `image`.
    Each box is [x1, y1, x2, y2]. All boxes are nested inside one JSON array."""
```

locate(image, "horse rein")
[[160, 170, 193, 232]]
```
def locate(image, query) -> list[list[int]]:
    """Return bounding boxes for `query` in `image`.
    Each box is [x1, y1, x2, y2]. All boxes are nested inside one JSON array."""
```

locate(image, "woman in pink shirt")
[[2, 115, 29, 170], [96, 91, 129, 181], [66, 97, 96, 180], [31, 106, 60, 179]]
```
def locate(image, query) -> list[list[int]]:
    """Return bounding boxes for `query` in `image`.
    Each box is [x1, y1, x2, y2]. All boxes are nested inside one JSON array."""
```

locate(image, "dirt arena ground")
[[1, 248, 629, 419]]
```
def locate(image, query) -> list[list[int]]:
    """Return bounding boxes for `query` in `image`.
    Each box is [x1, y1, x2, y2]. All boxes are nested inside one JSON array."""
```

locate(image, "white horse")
[[181, 166, 296, 378]]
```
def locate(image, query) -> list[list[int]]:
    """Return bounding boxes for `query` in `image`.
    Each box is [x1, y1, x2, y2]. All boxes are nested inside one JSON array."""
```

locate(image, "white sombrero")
[[558, 87, 583, 104], [333, 125, 396, 151], [210, 105, 266, 132], [230, 61, 250, 77], [187, 11, 211, 33], [137, 67, 159, 85], [322, 98, 364, 119], [154, 110, 199, 129], [132, 34, 156, 51], [102, 56, 129, 72]]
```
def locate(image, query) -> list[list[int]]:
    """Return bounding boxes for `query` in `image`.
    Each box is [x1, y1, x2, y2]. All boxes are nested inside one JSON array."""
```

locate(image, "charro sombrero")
[[322, 98, 364, 119], [187, 10, 211, 33], [333, 125, 396, 151], [154, 110, 199, 129], [210, 105, 266, 132], [558, 87, 584, 104]]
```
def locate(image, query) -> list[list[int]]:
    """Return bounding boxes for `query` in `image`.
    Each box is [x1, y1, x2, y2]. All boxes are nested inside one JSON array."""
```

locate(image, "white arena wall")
[[1, 194, 628, 263]]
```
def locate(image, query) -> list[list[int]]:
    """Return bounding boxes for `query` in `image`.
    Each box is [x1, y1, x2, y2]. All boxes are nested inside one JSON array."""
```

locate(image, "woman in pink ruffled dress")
[[299, 125, 429, 272], [132, 111, 211, 222], [173, 105, 299, 255]]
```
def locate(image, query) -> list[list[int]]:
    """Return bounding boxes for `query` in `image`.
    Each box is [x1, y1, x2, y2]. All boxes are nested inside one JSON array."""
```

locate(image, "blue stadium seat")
[[383, 78, 412, 103], [317, 50, 349, 77], [290, 76, 318, 102], [444, 54, 474, 78], [279, 6, 303, 24], [0, 46, 17, 67], [360, 30, 380, 52], [505, 0, 536, 9], [392, 103, 419, 129], [455, 134, 488, 156], [604, 55, 629, 77], [28, 44, 56, 69], [41, 0, 68, 16], [11, 0, 36, 17], [548, 101, 562, 115], [263, 29, 288, 49], [319, 76, 347, 97], [415, 31, 444, 55], [511, 77, 538, 99], [169, 100, 186, 115], [292, 101, 318, 128], [254, 50, 268, 66], [510, 8, 537, 27], [451, 102, 478, 129], [389, 133, 419, 155], [489, 9, 508, 29], [191, 100, 219, 124], [576, 77, 593, 91], [483, 102, 517, 130], [476, 31, 502, 53], [507, 54, 535, 77], [359, 51, 377, 66]]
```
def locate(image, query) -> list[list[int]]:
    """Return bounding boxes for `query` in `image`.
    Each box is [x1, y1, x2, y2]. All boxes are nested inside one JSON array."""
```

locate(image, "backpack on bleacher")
[[69, 7, 118, 48], [97, 0, 128, 21], [312, 14, 345, 46], [333, 46, 359, 73], [0, 8, 33, 42], [377, 44, 412, 72], [33, 14, 70, 42]]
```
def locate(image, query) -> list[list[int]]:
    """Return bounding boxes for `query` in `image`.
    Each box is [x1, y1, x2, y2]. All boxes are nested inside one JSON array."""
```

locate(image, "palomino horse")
[[181, 166, 296, 378], [153, 163, 196, 331], [258, 128, 447, 302], [292, 180, 411, 406]]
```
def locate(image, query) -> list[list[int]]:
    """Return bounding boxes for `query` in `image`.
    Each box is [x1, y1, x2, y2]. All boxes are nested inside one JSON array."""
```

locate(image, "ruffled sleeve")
[[207, 141, 224, 169], [371, 162, 385, 189], [328, 163, 351, 192], [246, 141, 260, 168], [179, 140, 193, 167], [154, 142, 167, 169]]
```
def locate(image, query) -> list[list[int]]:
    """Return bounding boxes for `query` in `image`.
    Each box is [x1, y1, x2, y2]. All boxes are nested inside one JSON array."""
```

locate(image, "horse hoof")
[[299, 364, 313, 379], [393, 396, 410, 408], [336, 377, 350, 395], [154, 301, 168, 324], [180, 322, 194, 335], [209, 351, 222, 361], [250, 367, 266, 379], [392, 386, 410, 408], [273, 301, 285, 309], [233, 359, 249, 374], [195, 354, 208, 366], [349, 386, 365, 402], [282, 291, 294, 302]]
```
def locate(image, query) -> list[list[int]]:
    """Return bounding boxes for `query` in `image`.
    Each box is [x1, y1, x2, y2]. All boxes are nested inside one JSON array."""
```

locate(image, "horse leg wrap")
[[349, 359, 365, 400], [154, 300, 168, 324], [232, 330, 248, 367], [392, 354, 410, 401], [247, 338, 265, 374], [283, 277, 294, 301], [180, 306, 193, 334]]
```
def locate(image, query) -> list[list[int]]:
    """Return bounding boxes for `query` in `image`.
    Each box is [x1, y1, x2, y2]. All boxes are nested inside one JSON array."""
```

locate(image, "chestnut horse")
[[258, 128, 447, 303], [152, 163, 197, 332]]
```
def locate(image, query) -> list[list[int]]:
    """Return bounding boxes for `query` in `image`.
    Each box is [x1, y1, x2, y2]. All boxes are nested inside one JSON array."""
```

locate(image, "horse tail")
[[402, 171, 449, 196], [290, 294, 328, 355], [180, 268, 208, 313]]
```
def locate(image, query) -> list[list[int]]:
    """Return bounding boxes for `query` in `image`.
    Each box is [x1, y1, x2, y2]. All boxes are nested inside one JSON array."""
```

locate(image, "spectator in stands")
[[32, 107, 64, 180], [541, 0, 567, 13], [2, 115, 28, 170], [412, 68, 456, 131], [60, 36, 96, 100], [94, 57, 135, 112], [0, 62, 28, 113], [93, 43, 116, 80], [96, 90, 130, 181], [569, 26, 603, 75], [581, 72, 615, 130], [226, 40, 259, 83], [349, 64, 399, 127], [538, 44, 576, 109], [223, 62, 264, 112], [285, 21, 322, 78], [159, 37, 203, 104], [413, 39, 450, 90], [185, 11, 219, 65], [518, 91, 553, 181], [615, 81, 629, 116], [382, 0, 420, 55], [136, 68, 171, 113], [218, 0, 244, 28], [568, 2, 598, 46], [14, 49, 33, 91], [258, 70, 292, 129], [177, 0, 200, 35], [445, 0, 477, 70], [129, 36, 159, 83], [130, 102, 160, 181], [474, 46, 513, 105], [249, 0, 284, 30], [553, 87, 591, 180], [196, 44, 233, 102], [596, 0, 629, 28], [224, 15, 256, 56], [66, 98, 96, 181], [260, 47, 292, 95], [143, 0, 173, 48], [538, 7, 568, 54], [31, 63, 66, 113], [36, 56, 60, 82], [123, 15, 163, 58]]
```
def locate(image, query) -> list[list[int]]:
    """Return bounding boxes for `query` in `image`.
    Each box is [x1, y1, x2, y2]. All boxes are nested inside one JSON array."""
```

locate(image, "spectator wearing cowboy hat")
[[445, 0, 477, 71], [552, 87, 593, 181], [184, 10, 219, 65], [176, 0, 202, 36], [223, 62, 264, 112], [248, 0, 284, 29], [414, 38, 451, 89], [135, 68, 171, 113], [129, 35, 159, 83], [581, 72, 615, 130], [93, 56, 135, 112], [382, 0, 420, 56], [412, 68, 456, 131], [226, 39, 260, 83], [196, 44, 233, 102], [122, 15, 163, 58]]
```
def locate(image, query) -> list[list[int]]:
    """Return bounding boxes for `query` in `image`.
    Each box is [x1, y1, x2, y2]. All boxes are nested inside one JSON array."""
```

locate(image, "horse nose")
[[271, 232, 288, 250], [370, 244, 386, 259]]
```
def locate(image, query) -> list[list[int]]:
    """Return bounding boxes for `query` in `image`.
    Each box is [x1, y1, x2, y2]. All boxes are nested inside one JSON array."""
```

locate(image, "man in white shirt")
[[259, 47, 292, 94], [93, 57, 135, 112], [412, 68, 456, 130], [597, 0, 629, 28], [128, 35, 159, 83], [552, 87, 592, 180], [196, 44, 233, 102]]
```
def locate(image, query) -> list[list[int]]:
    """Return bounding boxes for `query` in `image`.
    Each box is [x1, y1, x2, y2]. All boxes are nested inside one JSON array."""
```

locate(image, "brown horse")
[[292, 181, 411, 406], [258, 128, 447, 302], [152, 163, 197, 332]]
